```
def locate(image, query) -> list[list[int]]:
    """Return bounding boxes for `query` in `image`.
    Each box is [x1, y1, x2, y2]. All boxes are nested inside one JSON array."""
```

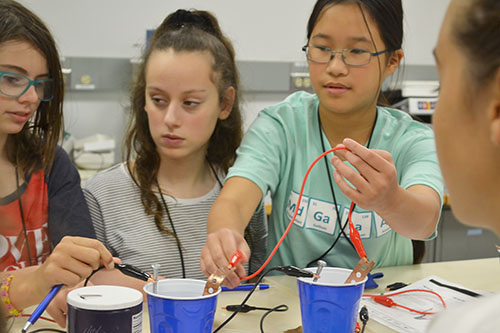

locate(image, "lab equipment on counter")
[[73, 133, 115, 170]]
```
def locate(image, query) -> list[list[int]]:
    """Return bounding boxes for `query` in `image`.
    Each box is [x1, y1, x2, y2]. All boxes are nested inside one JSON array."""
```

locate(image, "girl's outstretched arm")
[[201, 177, 262, 288]]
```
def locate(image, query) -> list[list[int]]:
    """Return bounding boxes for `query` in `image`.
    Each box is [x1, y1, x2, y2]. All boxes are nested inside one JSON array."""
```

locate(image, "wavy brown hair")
[[0, 0, 64, 176], [124, 9, 242, 237]]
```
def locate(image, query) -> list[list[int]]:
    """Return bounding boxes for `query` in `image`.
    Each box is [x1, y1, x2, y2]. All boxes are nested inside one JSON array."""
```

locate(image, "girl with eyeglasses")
[[201, 0, 444, 288], [0, 0, 113, 323], [428, 0, 500, 331]]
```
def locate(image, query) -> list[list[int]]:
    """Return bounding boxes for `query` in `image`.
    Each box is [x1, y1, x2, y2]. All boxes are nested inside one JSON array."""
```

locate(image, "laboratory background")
[[17, 0, 499, 263]]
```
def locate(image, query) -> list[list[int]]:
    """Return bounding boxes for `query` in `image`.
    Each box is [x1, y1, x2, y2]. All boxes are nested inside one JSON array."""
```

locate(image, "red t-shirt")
[[0, 170, 51, 271], [0, 148, 95, 273]]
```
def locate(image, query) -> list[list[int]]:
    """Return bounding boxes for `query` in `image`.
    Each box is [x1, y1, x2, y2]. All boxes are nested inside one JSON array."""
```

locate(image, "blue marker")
[[22, 284, 63, 332], [221, 284, 270, 292]]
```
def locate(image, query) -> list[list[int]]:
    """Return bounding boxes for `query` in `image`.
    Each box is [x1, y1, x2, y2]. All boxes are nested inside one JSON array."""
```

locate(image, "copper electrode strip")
[[344, 257, 375, 284], [203, 264, 235, 296], [203, 250, 244, 296]]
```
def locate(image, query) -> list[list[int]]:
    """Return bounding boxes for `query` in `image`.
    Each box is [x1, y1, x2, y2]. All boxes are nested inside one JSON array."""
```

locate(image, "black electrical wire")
[[259, 304, 288, 333], [306, 221, 347, 267], [213, 267, 280, 332], [158, 184, 186, 279], [213, 266, 315, 333], [84, 266, 103, 286], [223, 303, 289, 332], [223, 304, 288, 313], [84, 263, 151, 286], [307, 111, 378, 267], [16, 169, 33, 266], [318, 111, 357, 251]]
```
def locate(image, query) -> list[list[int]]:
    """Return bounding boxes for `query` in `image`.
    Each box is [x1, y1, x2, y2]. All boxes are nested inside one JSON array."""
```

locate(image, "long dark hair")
[[453, 0, 500, 90], [0, 0, 64, 176], [306, 0, 403, 105], [124, 9, 242, 237]]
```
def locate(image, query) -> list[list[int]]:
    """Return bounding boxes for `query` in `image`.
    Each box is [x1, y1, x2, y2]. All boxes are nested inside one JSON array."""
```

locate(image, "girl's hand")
[[45, 256, 122, 327], [45, 282, 84, 328], [32, 236, 114, 300], [200, 228, 250, 289], [331, 138, 402, 214]]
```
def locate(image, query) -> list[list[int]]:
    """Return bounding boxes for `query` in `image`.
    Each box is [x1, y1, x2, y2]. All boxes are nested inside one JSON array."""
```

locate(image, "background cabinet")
[[422, 206, 500, 263]]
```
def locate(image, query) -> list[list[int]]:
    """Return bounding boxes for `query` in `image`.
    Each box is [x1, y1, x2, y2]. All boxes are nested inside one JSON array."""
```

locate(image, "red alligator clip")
[[203, 249, 244, 296]]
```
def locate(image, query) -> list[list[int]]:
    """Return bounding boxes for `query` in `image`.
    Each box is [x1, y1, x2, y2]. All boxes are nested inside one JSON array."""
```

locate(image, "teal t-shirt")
[[228, 91, 444, 269]]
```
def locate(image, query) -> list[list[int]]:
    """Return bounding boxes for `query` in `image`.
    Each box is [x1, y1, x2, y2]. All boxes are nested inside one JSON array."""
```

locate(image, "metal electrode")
[[152, 264, 161, 294], [313, 260, 326, 282]]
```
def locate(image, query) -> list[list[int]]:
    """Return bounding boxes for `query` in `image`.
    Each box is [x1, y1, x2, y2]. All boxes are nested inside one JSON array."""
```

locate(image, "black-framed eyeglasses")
[[0, 70, 54, 101], [302, 45, 391, 66]]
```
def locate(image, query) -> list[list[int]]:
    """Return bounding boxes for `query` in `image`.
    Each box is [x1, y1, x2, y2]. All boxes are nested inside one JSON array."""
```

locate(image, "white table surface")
[[9, 257, 500, 332]]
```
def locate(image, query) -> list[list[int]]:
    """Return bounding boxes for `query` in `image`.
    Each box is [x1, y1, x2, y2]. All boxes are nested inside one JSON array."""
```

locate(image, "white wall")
[[16, 0, 451, 163], [18, 0, 316, 61], [19, 0, 450, 64], [402, 0, 451, 65]]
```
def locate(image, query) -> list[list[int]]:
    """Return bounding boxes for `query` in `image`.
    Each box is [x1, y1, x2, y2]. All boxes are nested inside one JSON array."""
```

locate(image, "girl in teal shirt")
[[201, 0, 443, 288]]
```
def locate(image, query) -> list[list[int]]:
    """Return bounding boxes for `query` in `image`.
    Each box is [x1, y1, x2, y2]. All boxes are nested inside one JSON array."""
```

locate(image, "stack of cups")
[[297, 267, 367, 332]]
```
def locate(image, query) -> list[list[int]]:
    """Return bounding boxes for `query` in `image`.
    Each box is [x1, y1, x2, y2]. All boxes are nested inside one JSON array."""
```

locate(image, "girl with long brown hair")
[[83, 9, 267, 283], [0, 0, 113, 323]]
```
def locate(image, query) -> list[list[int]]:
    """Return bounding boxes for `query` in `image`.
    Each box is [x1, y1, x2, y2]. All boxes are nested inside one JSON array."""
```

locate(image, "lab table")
[[9, 257, 500, 332]]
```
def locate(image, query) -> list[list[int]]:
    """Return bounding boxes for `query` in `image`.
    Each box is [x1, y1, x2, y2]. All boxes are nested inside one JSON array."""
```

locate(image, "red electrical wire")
[[21, 313, 56, 323], [363, 289, 447, 315], [233, 147, 446, 316], [234, 147, 447, 316], [241, 146, 367, 281]]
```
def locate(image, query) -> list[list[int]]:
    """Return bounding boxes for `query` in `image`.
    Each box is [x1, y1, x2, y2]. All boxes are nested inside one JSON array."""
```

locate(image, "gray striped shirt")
[[83, 163, 267, 279]]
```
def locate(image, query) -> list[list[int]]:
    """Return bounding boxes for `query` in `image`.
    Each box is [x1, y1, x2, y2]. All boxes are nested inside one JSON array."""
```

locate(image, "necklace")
[[156, 162, 223, 278], [16, 168, 33, 266], [307, 109, 378, 267]]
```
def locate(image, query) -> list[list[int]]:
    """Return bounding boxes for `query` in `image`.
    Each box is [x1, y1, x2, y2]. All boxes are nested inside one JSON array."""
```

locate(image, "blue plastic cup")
[[143, 279, 220, 333], [297, 267, 367, 333]]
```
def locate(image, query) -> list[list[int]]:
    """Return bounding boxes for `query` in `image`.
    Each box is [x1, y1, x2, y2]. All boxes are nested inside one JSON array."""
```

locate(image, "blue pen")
[[22, 284, 63, 332], [221, 284, 270, 292]]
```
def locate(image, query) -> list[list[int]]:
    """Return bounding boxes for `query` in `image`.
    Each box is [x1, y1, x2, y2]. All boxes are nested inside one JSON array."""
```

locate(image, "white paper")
[[360, 275, 490, 333]]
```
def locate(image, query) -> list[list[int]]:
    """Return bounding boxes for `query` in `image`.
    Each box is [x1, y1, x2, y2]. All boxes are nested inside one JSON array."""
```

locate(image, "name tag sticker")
[[286, 191, 309, 228], [305, 198, 339, 235], [374, 213, 391, 237]]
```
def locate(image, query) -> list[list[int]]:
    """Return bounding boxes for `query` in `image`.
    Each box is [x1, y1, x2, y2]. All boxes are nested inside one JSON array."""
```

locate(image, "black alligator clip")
[[116, 263, 153, 282]]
